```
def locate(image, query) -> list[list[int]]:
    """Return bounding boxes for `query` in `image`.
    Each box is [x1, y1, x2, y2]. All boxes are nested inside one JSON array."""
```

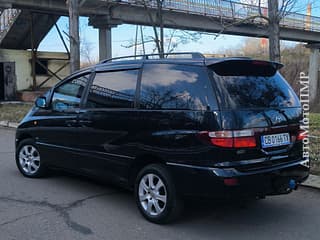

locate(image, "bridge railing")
[[114, 0, 320, 32], [0, 8, 21, 38]]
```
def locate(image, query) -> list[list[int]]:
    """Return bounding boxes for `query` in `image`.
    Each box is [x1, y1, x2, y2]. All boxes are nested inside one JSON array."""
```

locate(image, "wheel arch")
[[128, 154, 166, 188], [16, 133, 34, 147]]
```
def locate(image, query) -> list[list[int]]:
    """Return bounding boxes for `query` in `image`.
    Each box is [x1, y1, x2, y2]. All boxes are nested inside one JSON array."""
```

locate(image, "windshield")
[[212, 71, 300, 109]]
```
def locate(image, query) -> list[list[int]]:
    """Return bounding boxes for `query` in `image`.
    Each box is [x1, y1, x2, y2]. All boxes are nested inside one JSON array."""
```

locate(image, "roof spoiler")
[[206, 59, 283, 77]]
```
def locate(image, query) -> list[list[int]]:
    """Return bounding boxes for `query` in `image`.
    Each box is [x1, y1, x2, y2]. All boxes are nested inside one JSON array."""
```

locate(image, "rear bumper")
[[166, 159, 309, 198]]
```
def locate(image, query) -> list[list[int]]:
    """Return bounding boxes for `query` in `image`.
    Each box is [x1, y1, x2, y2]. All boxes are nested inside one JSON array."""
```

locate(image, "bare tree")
[[267, 0, 296, 62], [210, 0, 297, 62], [165, 30, 202, 53], [121, 26, 202, 55], [79, 23, 96, 66], [66, 0, 80, 72], [281, 43, 309, 93], [80, 39, 95, 66], [156, 0, 165, 57], [140, 0, 164, 56], [137, 0, 204, 56]]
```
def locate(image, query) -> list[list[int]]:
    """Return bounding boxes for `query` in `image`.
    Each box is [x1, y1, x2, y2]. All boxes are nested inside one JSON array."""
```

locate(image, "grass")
[[0, 103, 32, 123], [310, 113, 320, 175], [310, 113, 320, 133], [0, 103, 319, 174]]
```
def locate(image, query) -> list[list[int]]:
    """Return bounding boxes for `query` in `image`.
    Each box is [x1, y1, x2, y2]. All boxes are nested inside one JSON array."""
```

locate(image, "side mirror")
[[35, 96, 47, 108]]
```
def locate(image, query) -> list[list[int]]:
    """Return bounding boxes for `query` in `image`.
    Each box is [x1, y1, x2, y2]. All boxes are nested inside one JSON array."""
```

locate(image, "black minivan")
[[16, 53, 309, 223]]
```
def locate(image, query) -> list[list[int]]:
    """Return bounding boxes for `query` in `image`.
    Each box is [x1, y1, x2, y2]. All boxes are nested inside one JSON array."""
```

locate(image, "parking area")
[[0, 127, 320, 240]]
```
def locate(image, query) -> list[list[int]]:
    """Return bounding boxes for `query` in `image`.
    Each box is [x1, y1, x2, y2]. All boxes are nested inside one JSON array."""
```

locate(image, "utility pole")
[[67, 0, 80, 73]]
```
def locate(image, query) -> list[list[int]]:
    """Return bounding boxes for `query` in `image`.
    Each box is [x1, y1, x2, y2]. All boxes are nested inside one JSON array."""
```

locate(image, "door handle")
[[66, 119, 77, 126], [159, 119, 170, 126]]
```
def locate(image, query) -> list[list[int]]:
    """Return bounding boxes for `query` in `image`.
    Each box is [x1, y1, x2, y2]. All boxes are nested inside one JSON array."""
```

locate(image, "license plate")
[[261, 133, 290, 148]]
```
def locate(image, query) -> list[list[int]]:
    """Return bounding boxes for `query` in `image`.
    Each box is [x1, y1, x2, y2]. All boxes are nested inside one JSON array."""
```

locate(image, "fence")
[[115, 0, 320, 32]]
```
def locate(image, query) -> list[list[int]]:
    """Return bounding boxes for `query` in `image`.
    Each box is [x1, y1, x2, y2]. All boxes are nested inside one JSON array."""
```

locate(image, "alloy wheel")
[[138, 173, 167, 216], [19, 145, 41, 175]]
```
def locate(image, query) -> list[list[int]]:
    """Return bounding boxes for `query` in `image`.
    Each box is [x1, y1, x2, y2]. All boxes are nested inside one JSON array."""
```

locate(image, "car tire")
[[134, 164, 183, 224], [16, 139, 47, 178]]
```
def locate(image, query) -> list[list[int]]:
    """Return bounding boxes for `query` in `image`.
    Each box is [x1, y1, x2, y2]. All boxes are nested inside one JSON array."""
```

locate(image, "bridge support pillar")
[[67, 0, 80, 73], [306, 44, 320, 105], [98, 27, 112, 61], [89, 15, 121, 61]]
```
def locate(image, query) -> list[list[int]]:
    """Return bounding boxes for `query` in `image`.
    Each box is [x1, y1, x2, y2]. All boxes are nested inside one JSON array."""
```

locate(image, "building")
[[0, 48, 69, 101]]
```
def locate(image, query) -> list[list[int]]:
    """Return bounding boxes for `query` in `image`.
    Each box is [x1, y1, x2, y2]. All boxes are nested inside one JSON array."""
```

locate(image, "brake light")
[[252, 60, 269, 66], [198, 130, 256, 148], [234, 137, 256, 148]]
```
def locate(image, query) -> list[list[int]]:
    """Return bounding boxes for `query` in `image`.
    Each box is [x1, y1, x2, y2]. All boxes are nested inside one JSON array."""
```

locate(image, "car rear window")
[[210, 62, 300, 109]]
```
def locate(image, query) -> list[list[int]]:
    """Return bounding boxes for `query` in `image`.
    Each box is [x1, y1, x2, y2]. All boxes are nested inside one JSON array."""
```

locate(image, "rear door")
[[135, 63, 220, 167]]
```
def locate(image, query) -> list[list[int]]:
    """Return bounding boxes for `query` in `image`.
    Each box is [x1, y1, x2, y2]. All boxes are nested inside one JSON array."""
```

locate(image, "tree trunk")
[[268, 0, 281, 62], [67, 0, 80, 73]]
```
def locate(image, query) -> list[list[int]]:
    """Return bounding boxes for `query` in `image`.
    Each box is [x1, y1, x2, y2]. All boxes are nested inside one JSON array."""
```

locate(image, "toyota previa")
[[15, 53, 309, 223]]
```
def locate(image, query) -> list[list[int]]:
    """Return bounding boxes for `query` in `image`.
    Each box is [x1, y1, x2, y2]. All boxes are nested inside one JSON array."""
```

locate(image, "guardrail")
[[114, 0, 320, 32], [0, 8, 20, 38]]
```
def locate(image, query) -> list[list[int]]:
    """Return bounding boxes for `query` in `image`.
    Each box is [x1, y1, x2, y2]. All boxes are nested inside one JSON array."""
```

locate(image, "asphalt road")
[[0, 127, 319, 240]]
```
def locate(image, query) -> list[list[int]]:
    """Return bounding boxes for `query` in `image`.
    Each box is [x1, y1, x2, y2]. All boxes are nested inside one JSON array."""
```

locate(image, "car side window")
[[51, 74, 90, 111], [140, 64, 217, 110], [86, 69, 138, 108]]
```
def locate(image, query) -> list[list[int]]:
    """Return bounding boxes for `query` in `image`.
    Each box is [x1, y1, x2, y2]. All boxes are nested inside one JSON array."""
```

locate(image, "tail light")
[[198, 129, 256, 148], [224, 178, 239, 186], [297, 130, 307, 141]]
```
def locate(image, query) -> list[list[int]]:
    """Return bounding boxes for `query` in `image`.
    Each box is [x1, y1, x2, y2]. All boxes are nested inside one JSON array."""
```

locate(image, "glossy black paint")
[[16, 57, 309, 198]]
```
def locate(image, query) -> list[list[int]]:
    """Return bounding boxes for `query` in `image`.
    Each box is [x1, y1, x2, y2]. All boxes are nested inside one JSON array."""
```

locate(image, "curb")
[[0, 121, 319, 190], [0, 121, 19, 128], [301, 174, 320, 190]]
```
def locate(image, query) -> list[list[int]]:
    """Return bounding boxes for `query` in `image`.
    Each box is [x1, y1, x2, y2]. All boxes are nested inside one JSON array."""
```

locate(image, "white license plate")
[[261, 133, 290, 148]]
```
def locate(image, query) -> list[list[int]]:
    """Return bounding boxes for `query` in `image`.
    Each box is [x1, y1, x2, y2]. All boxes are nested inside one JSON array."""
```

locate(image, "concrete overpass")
[[0, 0, 319, 101], [1, 0, 320, 50]]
